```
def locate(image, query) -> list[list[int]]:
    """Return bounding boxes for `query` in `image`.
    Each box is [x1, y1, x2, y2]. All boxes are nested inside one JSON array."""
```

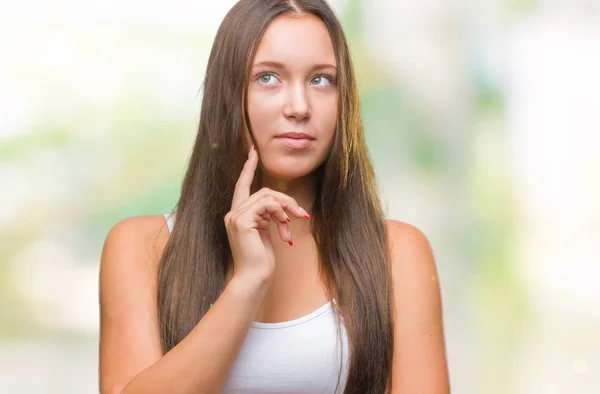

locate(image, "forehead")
[[253, 13, 336, 67]]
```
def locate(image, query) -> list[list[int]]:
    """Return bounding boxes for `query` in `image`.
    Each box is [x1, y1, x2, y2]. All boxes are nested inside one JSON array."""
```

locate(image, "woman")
[[99, 0, 449, 393]]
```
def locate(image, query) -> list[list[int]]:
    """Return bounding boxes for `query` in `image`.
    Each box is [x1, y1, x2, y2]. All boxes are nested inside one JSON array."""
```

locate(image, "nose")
[[283, 82, 310, 121]]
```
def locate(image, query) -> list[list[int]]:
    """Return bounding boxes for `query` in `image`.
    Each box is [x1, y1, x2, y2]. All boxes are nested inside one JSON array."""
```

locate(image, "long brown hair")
[[157, 0, 394, 392]]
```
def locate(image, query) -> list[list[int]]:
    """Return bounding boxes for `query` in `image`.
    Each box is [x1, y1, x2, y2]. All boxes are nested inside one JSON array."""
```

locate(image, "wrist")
[[228, 272, 271, 299]]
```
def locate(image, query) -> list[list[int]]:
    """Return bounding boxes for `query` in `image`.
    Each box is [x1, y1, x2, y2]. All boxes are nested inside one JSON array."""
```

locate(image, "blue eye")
[[258, 73, 278, 85], [311, 75, 334, 86]]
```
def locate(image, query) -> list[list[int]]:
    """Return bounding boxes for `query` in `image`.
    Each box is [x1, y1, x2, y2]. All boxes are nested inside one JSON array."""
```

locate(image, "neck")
[[261, 171, 317, 235]]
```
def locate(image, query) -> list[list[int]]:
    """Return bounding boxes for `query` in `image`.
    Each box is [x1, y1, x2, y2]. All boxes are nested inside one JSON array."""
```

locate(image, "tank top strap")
[[164, 213, 175, 233]]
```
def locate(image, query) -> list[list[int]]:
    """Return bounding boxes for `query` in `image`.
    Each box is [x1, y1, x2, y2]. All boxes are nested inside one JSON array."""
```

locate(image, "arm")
[[386, 220, 450, 394], [99, 216, 269, 394]]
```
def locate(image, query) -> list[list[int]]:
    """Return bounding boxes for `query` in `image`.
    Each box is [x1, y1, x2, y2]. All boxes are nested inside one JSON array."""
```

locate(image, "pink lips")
[[275, 132, 314, 149]]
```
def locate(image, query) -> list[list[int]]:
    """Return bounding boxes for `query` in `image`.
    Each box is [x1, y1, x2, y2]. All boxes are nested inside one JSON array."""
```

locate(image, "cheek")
[[246, 91, 278, 139], [316, 96, 338, 141]]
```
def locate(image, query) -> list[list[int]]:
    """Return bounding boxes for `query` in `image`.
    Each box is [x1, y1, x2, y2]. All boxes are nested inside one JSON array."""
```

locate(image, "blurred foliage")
[[0, 1, 527, 391], [0, 0, 524, 342]]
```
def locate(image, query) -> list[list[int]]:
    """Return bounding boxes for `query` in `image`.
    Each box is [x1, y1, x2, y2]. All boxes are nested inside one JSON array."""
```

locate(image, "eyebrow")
[[252, 61, 337, 71]]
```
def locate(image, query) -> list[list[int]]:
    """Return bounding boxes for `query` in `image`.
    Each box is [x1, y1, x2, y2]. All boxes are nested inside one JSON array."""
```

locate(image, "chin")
[[262, 167, 311, 182], [261, 158, 320, 182]]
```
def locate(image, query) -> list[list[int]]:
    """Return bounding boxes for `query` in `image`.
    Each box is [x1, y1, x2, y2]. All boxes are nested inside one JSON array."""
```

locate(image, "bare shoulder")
[[385, 220, 449, 393], [385, 219, 436, 274], [99, 215, 172, 392], [101, 215, 171, 272], [384, 219, 441, 312], [99, 215, 171, 297]]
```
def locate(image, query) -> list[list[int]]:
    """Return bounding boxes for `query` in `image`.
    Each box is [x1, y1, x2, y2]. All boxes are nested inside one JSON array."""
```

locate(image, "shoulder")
[[104, 214, 171, 242], [100, 215, 172, 288], [102, 215, 171, 260], [99, 215, 171, 390], [385, 219, 435, 268], [384, 219, 439, 303], [385, 220, 449, 392]]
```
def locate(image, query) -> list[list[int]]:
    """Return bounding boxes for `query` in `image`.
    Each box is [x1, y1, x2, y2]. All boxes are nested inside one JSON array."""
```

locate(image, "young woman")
[[99, 0, 449, 393]]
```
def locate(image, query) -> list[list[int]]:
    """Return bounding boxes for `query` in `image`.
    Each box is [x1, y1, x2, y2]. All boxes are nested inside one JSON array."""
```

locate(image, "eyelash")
[[255, 72, 336, 85], [313, 73, 336, 85]]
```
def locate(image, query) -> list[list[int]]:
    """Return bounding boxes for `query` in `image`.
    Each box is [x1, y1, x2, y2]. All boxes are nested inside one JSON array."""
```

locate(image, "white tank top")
[[164, 214, 350, 393]]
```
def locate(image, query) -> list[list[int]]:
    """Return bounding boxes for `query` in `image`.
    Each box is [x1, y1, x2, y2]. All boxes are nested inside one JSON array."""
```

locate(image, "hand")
[[224, 146, 310, 283]]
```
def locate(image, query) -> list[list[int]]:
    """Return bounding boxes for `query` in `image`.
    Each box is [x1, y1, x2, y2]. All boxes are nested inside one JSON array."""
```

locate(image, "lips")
[[276, 132, 315, 140], [275, 132, 315, 149]]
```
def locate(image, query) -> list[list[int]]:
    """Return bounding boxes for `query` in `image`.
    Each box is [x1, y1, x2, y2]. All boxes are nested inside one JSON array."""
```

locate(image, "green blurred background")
[[1, 0, 599, 393]]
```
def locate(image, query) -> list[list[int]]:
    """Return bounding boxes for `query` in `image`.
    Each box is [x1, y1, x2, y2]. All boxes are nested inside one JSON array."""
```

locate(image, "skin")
[[99, 12, 449, 394], [246, 13, 338, 184], [234, 13, 340, 321]]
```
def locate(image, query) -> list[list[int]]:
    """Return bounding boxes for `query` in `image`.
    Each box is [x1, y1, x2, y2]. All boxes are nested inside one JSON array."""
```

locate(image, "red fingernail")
[[288, 240, 293, 246], [286, 217, 291, 222], [304, 214, 311, 220]]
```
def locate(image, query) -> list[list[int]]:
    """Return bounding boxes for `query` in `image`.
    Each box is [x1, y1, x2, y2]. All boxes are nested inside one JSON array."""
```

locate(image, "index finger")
[[231, 145, 258, 209]]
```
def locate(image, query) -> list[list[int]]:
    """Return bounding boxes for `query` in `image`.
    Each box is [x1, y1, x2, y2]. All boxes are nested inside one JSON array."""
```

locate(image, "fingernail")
[[286, 217, 291, 223], [288, 240, 293, 246], [248, 145, 254, 158], [298, 207, 311, 220]]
